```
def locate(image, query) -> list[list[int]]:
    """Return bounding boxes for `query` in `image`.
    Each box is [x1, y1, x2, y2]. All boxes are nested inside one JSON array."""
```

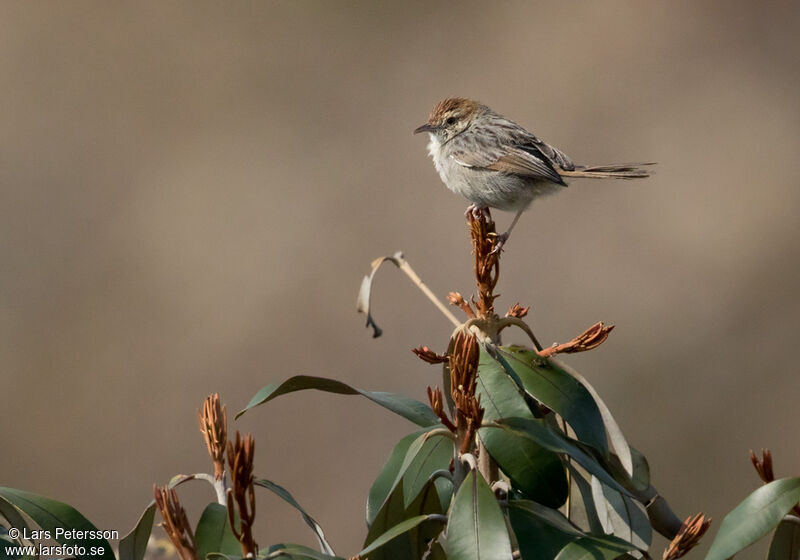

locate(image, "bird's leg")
[[489, 209, 523, 255]]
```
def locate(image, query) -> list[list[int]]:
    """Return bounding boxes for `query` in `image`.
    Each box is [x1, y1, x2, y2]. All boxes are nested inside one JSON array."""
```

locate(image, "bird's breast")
[[426, 134, 451, 185], [425, 133, 560, 211]]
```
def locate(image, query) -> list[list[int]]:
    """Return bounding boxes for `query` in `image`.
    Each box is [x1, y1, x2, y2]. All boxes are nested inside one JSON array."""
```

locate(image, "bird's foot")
[[465, 204, 490, 220], [488, 231, 509, 255]]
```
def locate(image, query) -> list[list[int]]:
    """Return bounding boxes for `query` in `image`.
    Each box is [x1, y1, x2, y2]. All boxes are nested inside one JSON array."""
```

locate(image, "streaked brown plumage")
[[414, 97, 653, 250]]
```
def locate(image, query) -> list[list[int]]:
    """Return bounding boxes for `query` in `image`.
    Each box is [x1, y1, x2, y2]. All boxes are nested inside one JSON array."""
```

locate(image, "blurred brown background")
[[2, 1, 799, 557]]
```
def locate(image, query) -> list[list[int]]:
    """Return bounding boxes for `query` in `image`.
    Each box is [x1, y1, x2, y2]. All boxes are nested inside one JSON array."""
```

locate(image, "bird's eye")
[[446, 116, 457, 125]]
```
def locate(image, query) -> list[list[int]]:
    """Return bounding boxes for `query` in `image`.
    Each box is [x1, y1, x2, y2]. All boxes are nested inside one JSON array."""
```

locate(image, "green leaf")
[[446, 470, 513, 560], [424, 539, 448, 560], [508, 500, 582, 560], [554, 536, 638, 560], [399, 433, 453, 509], [590, 476, 651, 548], [767, 517, 800, 560], [508, 500, 584, 537], [641, 487, 682, 539], [254, 479, 334, 555], [236, 375, 438, 427], [0, 487, 114, 560], [547, 355, 633, 476], [494, 347, 609, 453], [368, 431, 420, 526], [481, 418, 631, 497], [0, 500, 36, 560], [119, 473, 199, 560], [509, 512, 576, 560], [628, 447, 650, 492], [706, 478, 800, 560], [480, 425, 567, 508], [257, 544, 342, 560], [0, 497, 30, 541], [380, 429, 453, 512], [195, 503, 240, 560], [364, 478, 444, 560], [118, 503, 155, 560], [359, 515, 442, 557], [565, 463, 607, 535], [476, 349, 568, 507], [476, 348, 534, 420], [206, 554, 242, 560]]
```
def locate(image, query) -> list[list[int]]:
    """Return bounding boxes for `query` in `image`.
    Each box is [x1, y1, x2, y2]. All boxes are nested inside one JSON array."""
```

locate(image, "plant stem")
[[395, 255, 461, 328]]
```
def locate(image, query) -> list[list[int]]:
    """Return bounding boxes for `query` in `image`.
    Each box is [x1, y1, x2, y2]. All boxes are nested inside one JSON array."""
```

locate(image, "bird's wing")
[[520, 138, 575, 172], [449, 117, 572, 186], [451, 142, 566, 186]]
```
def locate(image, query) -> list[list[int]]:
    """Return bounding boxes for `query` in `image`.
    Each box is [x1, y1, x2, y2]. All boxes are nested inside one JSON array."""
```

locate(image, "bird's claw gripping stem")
[[488, 231, 509, 255]]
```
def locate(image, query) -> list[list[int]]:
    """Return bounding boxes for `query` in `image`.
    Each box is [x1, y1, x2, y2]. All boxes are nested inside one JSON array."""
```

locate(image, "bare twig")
[[396, 256, 462, 327], [357, 252, 460, 337]]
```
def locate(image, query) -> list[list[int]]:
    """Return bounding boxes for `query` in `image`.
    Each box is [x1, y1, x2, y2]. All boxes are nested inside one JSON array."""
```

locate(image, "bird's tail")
[[559, 162, 655, 179]]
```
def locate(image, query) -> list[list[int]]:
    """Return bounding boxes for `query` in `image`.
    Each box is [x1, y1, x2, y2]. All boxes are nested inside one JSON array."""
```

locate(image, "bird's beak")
[[413, 123, 436, 134]]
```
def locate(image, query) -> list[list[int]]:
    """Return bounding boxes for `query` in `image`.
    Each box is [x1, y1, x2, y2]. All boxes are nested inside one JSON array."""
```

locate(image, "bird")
[[414, 97, 652, 252]]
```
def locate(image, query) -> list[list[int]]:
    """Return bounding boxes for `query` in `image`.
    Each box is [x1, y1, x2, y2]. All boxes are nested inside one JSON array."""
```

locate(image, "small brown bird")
[[414, 97, 652, 252]]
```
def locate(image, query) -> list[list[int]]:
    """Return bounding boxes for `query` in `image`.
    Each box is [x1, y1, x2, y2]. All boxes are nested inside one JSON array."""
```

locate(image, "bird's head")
[[414, 97, 483, 143]]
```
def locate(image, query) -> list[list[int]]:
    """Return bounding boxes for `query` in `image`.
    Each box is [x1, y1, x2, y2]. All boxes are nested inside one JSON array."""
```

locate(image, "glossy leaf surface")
[[364, 479, 443, 560], [481, 418, 630, 497], [195, 503, 240, 560], [119, 473, 199, 560], [494, 347, 608, 453], [767, 517, 800, 560], [508, 500, 581, 560], [706, 478, 800, 560], [476, 350, 568, 507], [236, 375, 437, 427], [254, 479, 334, 555], [446, 470, 513, 560], [591, 476, 651, 548], [257, 543, 343, 560], [359, 515, 442, 557], [0, 488, 114, 560], [367, 431, 420, 526], [554, 536, 637, 560]]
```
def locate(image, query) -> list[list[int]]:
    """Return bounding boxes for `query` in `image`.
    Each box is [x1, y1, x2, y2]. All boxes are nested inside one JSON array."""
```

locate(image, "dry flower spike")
[[749, 448, 800, 516], [448, 291, 477, 318], [468, 211, 500, 318], [412, 346, 448, 364], [199, 393, 228, 480], [448, 330, 484, 455], [506, 303, 529, 319], [427, 386, 456, 432], [226, 431, 258, 557], [750, 448, 774, 483], [662, 513, 711, 560], [153, 485, 196, 560], [537, 322, 615, 358]]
